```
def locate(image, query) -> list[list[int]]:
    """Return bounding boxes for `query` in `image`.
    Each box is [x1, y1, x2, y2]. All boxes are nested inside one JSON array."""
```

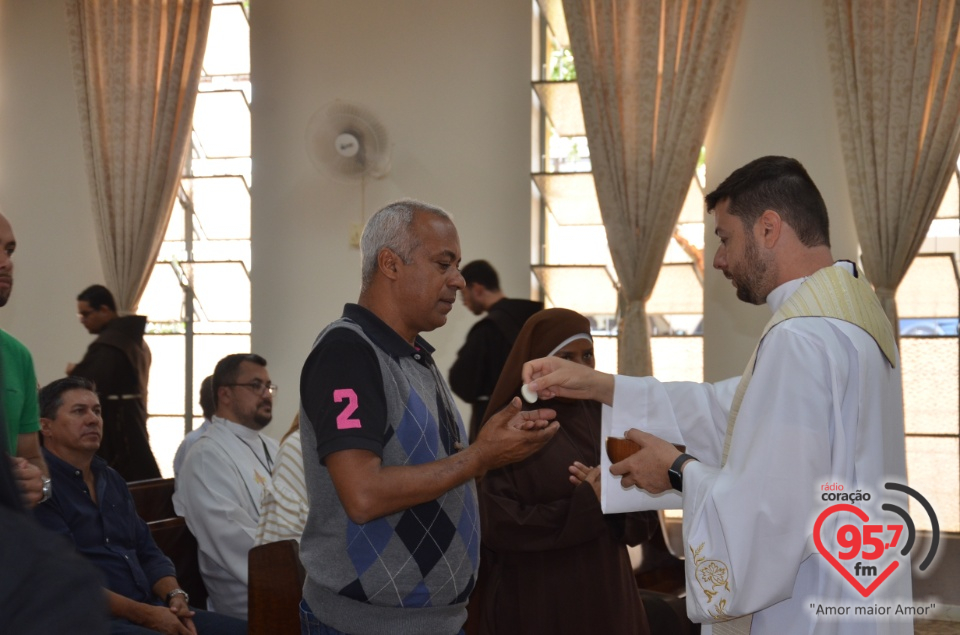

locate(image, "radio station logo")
[[814, 482, 939, 598]]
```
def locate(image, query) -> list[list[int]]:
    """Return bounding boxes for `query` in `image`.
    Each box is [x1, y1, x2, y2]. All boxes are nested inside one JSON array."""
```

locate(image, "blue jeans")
[[110, 607, 247, 634], [299, 599, 465, 635]]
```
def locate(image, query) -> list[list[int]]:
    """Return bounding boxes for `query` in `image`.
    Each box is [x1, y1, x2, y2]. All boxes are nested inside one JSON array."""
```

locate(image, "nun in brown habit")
[[475, 308, 656, 635]]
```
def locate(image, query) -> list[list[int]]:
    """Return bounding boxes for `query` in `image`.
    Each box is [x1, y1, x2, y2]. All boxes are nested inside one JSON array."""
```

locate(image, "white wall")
[[250, 0, 534, 436], [0, 0, 105, 386]]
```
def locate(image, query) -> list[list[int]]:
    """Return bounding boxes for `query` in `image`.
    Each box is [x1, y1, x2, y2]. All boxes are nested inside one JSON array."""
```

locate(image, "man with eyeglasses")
[[173, 353, 280, 620]]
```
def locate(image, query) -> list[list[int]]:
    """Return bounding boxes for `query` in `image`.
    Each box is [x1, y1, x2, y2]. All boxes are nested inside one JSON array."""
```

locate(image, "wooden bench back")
[[248, 539, 305, 635], [128, 477, 176, 522]]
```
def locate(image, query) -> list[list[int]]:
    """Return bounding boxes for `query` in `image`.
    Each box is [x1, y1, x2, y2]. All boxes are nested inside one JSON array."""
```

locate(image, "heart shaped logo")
[[813, 503, 899, 597]]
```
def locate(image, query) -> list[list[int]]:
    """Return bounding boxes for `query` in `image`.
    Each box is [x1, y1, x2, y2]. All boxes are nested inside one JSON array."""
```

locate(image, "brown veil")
[[480, 307, 591, 426]]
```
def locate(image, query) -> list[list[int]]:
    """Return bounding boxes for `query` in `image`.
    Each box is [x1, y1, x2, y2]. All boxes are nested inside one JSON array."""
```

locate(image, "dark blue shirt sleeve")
[[125, 487, 176, 588], [32, 495, 74, 539], [300, 328, 390, 463]]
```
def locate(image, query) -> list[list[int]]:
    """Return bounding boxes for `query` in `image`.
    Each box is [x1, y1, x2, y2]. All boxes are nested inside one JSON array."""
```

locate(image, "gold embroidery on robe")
[[691, 542, 732, 618]]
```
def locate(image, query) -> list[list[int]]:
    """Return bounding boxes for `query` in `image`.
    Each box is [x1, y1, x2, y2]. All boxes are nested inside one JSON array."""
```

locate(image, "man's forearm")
[[107, 586, 192, 634], [152, 576, 182, 604], [17, 433, 48, 477], [106, 589, 151, 624], [327, 447, 488, 524], [329, 404, 558, 524]]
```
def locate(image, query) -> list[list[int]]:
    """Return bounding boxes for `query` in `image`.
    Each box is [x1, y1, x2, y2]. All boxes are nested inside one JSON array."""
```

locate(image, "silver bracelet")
[[165, 588, 189, 605]]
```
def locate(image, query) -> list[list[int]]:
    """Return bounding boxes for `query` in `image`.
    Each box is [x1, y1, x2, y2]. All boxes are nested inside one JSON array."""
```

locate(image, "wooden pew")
[[128, 477, 176, 522], [248, 539, 305, 635], [128, 477, 209, 610]]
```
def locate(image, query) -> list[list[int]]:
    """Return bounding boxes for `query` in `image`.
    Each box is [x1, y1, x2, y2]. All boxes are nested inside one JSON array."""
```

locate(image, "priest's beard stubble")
[[732, 238, 776, 305]]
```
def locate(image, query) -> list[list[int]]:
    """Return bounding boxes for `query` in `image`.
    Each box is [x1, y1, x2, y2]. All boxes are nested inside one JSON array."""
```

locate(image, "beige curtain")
[[823, 0, 960, 337], [66, 0, 213, 313], [563, 0, 745, 375]]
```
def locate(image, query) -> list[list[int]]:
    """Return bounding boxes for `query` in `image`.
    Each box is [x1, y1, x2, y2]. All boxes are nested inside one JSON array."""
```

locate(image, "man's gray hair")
[[360, 200, 451, 292]]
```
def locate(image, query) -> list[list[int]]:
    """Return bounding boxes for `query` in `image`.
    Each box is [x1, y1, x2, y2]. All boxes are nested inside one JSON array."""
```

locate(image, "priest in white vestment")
[[174, 354, 280, 620], [524, 157, 914, 635]]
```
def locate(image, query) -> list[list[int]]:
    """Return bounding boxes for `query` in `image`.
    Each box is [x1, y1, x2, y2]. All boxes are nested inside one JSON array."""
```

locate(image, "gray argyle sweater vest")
[[299, 318, 478, 635]]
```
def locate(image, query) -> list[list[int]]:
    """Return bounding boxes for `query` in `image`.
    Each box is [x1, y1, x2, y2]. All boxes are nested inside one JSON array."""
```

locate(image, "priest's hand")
[[569, 461, 600, 500], [522, 356, 615, 405], [609, 429, 682, 494]]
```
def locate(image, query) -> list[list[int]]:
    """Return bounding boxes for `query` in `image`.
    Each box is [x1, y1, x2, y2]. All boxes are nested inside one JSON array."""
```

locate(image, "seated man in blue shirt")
[[33, 376, 247, 635]]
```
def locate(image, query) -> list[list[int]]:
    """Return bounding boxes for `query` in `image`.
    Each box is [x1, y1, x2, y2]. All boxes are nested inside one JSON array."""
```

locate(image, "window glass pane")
[[901, 338, 959, 435], [190, 262, 251, 322], [936, 171, 958, 219], [537, 0, 570, 50], [677, 178, 706, 224], [534, 173, 600, 225], [157, 241, 187, 262], [193, 334, 252, 391], [165, 197, 186, 241], [183, 176, 251, 240], [544, 129, 592, 173], [193, 91, 250, 158], [147, 416, 184, 479], [647, 263, 703, 315], [145, 334, 185, 416], [906, 436, 959, 532], [896, 254, 959, 319], [532, 81, 584, 137], [663, 237, 693, 264], [533, 265, 618, 315], [202, 4, 249, 77], [189, 157, 252, 183], [543, 213, 612, 265], [193, 320, 251, 335], [140, 265, 184, 323], [192, 240, 252, 271], [676, 222, 706, 254]]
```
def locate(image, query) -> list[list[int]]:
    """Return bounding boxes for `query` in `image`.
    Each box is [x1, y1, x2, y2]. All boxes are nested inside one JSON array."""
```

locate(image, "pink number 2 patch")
[[333, 388, 362, 429]]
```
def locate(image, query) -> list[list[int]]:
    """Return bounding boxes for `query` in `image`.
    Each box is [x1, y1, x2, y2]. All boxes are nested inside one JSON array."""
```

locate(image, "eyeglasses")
[[223, 381, 278, 397]]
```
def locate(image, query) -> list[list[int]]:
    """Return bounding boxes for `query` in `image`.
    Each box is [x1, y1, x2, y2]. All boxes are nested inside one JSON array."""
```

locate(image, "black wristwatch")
[[668, 453, 697, 492]]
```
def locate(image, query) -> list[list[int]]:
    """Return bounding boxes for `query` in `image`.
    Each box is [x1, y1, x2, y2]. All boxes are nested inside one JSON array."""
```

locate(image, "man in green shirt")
[[0, 212, 49, 507]]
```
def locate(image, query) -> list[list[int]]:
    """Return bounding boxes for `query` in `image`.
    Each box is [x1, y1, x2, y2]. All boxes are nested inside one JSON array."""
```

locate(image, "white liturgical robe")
[[173, 417, 279, 619], [603, 263, 914, 634]]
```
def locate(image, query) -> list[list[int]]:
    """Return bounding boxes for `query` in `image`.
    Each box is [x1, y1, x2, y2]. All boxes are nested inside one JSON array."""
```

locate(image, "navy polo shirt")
[[33, 448, 175, 604]]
